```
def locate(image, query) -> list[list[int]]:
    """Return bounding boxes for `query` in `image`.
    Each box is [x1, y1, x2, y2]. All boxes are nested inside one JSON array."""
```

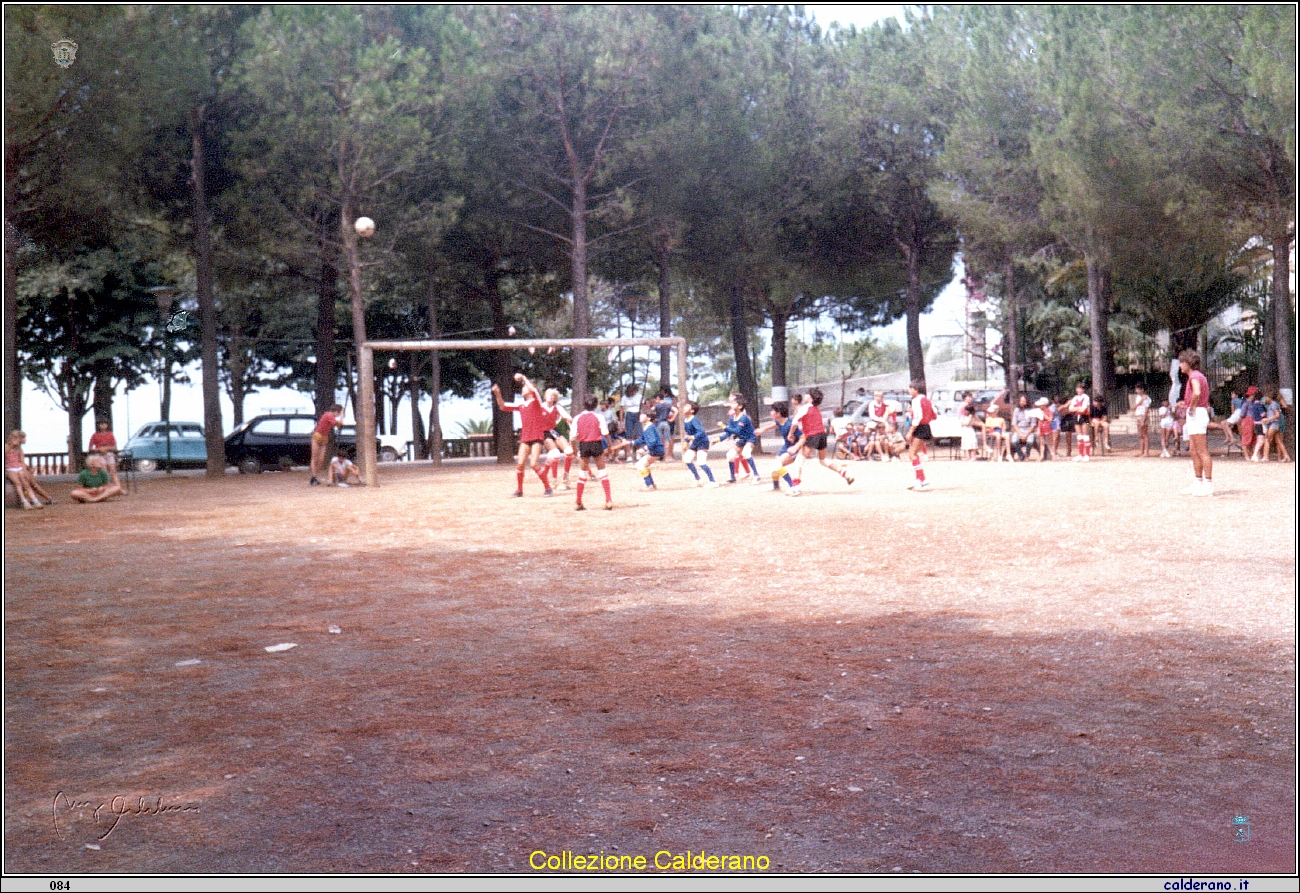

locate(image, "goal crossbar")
[[356, 336, 689, 485]]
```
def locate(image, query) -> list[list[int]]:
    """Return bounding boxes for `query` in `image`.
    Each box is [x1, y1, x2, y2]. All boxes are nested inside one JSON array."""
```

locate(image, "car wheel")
[[277, 455, 295, 471], [238, 458, 263, 475], [135, 458, 158, 473], [379, 446, 400, 462]]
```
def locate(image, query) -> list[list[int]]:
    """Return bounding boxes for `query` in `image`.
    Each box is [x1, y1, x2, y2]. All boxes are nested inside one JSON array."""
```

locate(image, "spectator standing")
[[1255, 390, 1291, 463], [620, 383, 643, 443], [958, 393, 979, 460], [88, 420, 121, 486], [1158, 400, 1175, 457], [1177, 349, 1213, 496], [1132, 384, 1152, 457]]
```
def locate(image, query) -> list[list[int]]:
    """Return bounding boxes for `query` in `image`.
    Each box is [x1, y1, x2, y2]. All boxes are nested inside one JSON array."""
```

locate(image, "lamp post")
[[149, 286, 180, 474]]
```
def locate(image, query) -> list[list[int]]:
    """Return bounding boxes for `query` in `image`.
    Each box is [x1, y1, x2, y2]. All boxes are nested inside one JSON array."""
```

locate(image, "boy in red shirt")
[[88, 419, 121, 486], [906, 381, 937, 491], [493, 373, 553, 497], [310, 403, 344, 486], [571, 395, 613, 510]]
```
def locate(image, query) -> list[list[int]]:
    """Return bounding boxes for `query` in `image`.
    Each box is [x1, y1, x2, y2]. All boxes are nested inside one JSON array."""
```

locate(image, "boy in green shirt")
[[71, 455, 125, 503]]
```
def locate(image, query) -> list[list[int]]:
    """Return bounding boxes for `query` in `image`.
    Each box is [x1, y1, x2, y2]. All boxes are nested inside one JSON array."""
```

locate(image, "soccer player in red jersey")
[[539, 388, 576, 489], [571, 395, 614, 510], [1065, 384, 1092, 462], [906, 381, 937, 491], [791, 387, 854, 487], [492, 373, 553, 497]]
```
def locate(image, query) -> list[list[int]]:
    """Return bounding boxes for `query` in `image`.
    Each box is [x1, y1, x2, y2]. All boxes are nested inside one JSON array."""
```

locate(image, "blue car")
[[122, 422, 207, 472]]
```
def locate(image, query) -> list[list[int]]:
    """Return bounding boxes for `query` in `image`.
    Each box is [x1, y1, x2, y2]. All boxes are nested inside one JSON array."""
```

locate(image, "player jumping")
[[492, 373, 553, 497], [790, 388, 853, 487]]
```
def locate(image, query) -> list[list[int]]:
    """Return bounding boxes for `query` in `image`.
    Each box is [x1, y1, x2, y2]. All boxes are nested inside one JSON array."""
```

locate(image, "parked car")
[[224, 414, 399, 474], [123, 422, 207, 472]]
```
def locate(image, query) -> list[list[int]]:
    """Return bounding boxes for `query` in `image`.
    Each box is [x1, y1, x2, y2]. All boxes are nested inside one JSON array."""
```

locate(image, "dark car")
[[225, 415, 398, 474], [224, 415, 329, 474]]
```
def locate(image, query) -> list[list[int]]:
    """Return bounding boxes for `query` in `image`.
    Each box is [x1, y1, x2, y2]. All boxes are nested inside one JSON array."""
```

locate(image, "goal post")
[[357, 336, 689, 486]]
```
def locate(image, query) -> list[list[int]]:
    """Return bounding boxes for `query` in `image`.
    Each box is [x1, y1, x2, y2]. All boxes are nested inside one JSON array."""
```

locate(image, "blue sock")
[[747, 458, 759, 476], [645, 473, 655, 488], [686, 463, 700, 480], [783, 473, 794, 488], [728, 460, 736, 481], [702, 465, 715, 482]]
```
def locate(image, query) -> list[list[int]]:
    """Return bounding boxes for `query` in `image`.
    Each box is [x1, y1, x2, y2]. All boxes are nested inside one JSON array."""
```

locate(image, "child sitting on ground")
[[329, 452, 362, 486]]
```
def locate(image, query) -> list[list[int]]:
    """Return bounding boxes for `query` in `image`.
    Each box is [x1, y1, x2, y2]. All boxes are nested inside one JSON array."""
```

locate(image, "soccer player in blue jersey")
[[756, 401, 807, 495], [716, 395, 760, 484], [680, 401, 719, 487], [616, 410, 666, 490]]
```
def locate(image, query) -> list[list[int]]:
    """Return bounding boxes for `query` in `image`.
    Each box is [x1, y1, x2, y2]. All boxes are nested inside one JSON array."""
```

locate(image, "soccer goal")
[[355, 336, 689, 485]]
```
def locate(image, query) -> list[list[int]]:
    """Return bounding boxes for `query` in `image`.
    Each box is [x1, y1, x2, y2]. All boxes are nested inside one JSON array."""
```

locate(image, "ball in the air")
[[355, 216, 375, 238]]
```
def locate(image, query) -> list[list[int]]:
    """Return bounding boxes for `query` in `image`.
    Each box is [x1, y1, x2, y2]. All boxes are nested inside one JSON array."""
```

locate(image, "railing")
[[441, 435, 496, 459], [24, 453, 70, 475]]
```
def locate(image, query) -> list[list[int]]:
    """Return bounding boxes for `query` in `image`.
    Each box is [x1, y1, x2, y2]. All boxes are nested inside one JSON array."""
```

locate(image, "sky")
[[18, 3, 972, 454]]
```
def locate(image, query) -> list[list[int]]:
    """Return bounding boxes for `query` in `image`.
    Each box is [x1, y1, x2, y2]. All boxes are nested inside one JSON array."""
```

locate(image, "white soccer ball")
[[354, 216, 375, 238]]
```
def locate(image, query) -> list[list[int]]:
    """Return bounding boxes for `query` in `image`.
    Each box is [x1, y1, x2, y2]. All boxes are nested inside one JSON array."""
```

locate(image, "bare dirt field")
[[4, 451, 1295, 876]]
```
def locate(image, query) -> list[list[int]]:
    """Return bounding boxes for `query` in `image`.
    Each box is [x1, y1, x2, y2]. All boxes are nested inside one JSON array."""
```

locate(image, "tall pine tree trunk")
[[191, 106, 225, 476], [427, 269, 442, 465], [770, 309, 789, 393], [658, 241, 672, 391], [728, 280, 760, 440], [65, 372, 90, 473], [903, 244, 926, 390], [4, 223, 19, 435], [485, 266, 514, 463], [408, 353, 425, 461], [1004, 259, 1020, 404], [570, 178, 590, 411], [315, 211, 339, 414], [92, 367, 114, 429], [1272, 226, 1294, 393], [1086, 253, 1113, 405]]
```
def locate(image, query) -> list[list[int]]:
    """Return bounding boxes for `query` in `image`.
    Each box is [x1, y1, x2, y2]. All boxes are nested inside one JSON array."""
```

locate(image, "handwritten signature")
[[53, 791, 199, 842]]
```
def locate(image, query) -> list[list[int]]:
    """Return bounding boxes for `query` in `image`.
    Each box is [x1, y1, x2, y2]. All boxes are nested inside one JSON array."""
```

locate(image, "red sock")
[[575, 477, 585, 503], [564, 454, 573, 475], [600, 476, 611, 500], [536, 467, 550, 488], [547, 459, 560, 479], [913, 459, 926, 482], [516, 469, 525, 491]]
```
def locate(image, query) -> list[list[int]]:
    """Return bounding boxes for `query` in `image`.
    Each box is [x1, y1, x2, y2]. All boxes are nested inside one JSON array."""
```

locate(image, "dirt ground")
[[4, 449, 1295, 876]]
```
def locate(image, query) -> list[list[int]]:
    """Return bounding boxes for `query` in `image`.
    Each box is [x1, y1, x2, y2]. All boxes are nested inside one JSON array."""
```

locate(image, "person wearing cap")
[[1131, 384, 1152, 457], [1177, 349, 1213, 495], [1034, 397, 1054, 460]]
